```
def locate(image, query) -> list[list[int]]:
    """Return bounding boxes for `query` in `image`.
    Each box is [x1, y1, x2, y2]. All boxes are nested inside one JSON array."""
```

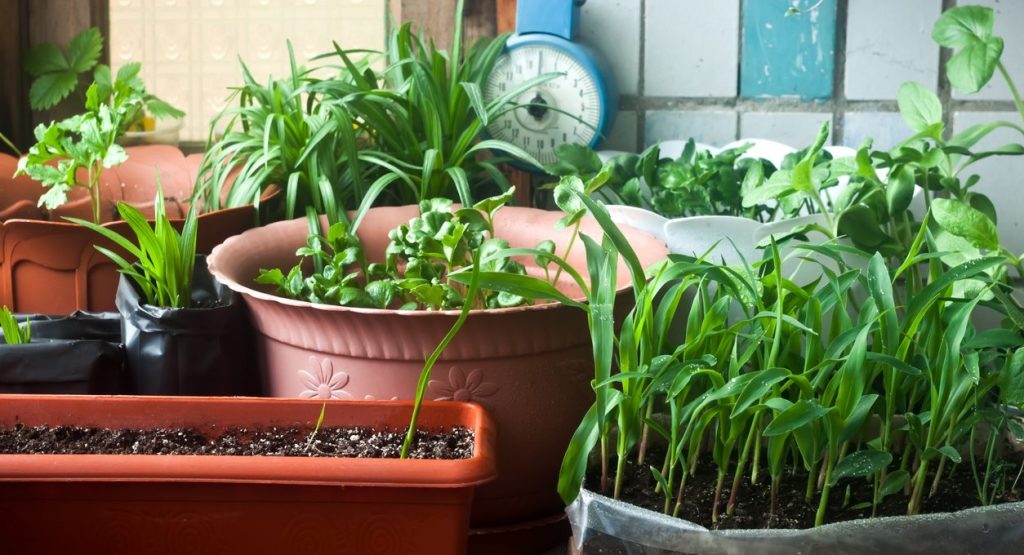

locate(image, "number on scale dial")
[[484, 45, 601, 166]]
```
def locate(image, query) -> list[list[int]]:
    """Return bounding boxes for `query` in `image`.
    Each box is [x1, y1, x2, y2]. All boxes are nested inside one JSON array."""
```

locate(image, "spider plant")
[[199, 0, 550, 223], [66, 185, 198, 309], [0, 307, 30, 345]]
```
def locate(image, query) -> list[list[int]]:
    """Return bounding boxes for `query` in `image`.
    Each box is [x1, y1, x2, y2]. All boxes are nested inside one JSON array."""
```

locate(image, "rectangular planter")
[[0, 395, 496, 554]]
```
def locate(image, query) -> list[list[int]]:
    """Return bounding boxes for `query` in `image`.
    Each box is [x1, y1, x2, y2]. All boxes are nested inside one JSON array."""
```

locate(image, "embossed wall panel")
[[109, 0, 386, 141]]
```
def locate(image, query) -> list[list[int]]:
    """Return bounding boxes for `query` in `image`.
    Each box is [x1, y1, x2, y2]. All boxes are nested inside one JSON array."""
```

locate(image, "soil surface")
[[0, 423, 474, 459], [586, 448, 1023, 532]]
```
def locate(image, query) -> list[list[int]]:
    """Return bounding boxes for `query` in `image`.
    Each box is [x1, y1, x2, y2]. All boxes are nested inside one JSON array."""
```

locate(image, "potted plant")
[[0, 395, 496, 554], [547, 129, 861, 269], [0, 307, 123, 394], [207, 182, 668, 551], [3, 63, 259, 314], [24, 27, 185, 145], [197, 0, 550, 223], [495, 168, 1024, 553], [68, 189, 257, 396]]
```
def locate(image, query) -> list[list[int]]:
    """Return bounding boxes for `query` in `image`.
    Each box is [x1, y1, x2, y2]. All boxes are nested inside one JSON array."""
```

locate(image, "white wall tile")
[[953, 111, 1024, 255], [644, 0, 739, 97], [842, 112, 912, 150], [644, 110, 738, 147], [739, 112, 830, 146], [109, 0, 386, 141], [951, 0, 1024, 101], [845, 0, 940, 100], [599, 110, 638, 152], [579, 0, 641, 96]]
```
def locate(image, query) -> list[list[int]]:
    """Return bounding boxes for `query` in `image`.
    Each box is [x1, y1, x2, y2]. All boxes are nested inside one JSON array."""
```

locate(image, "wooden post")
[[391, 0, 496, 50], [0, 0, 109, 151]]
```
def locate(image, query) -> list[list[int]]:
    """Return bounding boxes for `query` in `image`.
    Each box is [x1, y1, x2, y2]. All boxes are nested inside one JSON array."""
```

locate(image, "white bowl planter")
[[601, 140, 900, 283]]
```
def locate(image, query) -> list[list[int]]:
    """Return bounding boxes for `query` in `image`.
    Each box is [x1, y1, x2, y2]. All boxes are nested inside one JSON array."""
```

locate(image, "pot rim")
[[0, 395, 497, 489], [208, 209, 663, 317]]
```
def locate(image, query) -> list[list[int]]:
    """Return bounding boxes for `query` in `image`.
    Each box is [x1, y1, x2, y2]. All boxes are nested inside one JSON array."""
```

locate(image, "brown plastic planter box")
[[0, 395, 497, 554]]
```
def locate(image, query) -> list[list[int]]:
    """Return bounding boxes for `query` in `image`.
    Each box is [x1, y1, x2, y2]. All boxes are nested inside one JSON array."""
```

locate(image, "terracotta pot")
[[0, 146, 258, 313], [0, 395, 496, 554], [208, 205, 668, 552]]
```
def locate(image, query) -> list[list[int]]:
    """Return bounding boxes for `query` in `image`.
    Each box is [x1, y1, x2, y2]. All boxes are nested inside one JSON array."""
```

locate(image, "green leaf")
[[946, 37, 1004, 94], [1001, 348, 1024, 406], [145, 97, 185, 120], [933, 6, 995, 48], [731, 367, 790, 418], [879, 470, 910, 498], [28, 72, 79, 110], [897, 82, 942, 134], [885, 165, 915, 215], [931, 198, 1000, 250], [829, 449, 892, 486], [764, 400, 831, 437], [24, 42, 69, 76], [66, 27, 103, 73]]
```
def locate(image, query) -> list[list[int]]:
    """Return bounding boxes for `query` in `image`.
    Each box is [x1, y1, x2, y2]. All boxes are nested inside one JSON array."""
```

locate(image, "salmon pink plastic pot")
[[0, 395, 496, 554], [207, 205, 668, 552]]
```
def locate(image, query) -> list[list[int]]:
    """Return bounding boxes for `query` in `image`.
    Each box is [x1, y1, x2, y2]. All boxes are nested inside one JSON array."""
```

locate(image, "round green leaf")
[[931, 198, 1000, 251]]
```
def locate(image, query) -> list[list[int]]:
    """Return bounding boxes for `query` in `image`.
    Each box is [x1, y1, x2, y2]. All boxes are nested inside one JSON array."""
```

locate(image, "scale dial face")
[[484, 44, 602, 166]]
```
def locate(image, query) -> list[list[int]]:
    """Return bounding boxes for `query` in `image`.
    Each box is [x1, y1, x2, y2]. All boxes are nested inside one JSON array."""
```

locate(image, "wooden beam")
[[0, 0, 30, 153], [26, 0, 109, 127], [392, 0, 498, 51]]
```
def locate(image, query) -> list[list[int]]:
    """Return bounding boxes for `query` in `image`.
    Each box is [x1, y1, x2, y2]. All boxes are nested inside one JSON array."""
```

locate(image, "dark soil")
[[586, 448, 1023, 532], [0, 422, 474, 459]]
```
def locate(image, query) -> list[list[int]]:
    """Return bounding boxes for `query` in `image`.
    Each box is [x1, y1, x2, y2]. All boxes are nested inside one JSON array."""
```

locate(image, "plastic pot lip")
[[573, 486, 1024, 534], [0, 395, 498, 489], [208, 208, 664, 318]]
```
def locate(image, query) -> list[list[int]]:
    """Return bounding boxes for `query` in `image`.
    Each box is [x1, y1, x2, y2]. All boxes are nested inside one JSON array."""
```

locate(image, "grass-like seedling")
[[0, 307, 30, 345], [66, 186, 197, 309]]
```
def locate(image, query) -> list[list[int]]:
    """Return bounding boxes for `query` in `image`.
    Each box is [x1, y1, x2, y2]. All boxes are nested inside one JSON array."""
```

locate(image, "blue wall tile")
[[740, 0, 837, 100]]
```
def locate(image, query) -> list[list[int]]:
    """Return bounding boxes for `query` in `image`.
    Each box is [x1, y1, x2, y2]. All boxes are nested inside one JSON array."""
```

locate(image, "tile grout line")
[[832, 0, 849, 145], [735, 0, 744, 140], [636, 0, 647, 150], [939, 0, 956, 138]]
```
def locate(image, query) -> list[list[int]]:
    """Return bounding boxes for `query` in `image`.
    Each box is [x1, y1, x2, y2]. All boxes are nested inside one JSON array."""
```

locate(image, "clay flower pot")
[[0, 395, 496, 554], [208, 205, 668, 552], [0, 146, 259, 313]]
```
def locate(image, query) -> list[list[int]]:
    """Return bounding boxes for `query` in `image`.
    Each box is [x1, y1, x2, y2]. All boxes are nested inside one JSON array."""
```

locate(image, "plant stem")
[[672, 471, 688, 517], [770, 475, 780, 517], [613, 452, 626, 500], [728, 420, 759, 516], [997, 61, 1024, 128], [551, 220, 581, 286], [814, 456, 835, 527], [638, 398, 654, 465], [88, 164, 102, 224], [711, 471, 725, 524], [600, 435, 609, 494], [908, 458, 930, 515], [751, 414, 762, 485], [805, 459, 819, 503]]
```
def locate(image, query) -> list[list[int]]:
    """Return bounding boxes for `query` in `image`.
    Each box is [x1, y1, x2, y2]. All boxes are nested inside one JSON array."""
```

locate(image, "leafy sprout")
[[66, 182, 198, 309], [0, 307, 30, 345]]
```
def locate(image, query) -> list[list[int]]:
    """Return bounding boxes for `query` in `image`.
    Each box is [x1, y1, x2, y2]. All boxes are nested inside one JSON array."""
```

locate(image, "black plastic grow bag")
[[116, 255, 260, 396], [0, 312, 124, 394]]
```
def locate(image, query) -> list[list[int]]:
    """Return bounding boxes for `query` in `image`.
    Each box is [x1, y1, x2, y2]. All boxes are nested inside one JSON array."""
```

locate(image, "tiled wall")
[[580, 0, 1024, 252], [109, 0, 386, 142], [583, 0, 1023, 151]]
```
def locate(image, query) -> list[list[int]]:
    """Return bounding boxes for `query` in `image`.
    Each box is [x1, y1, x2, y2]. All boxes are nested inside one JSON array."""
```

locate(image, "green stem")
[[814, 455, 835, 526], [0, 131, 20, 157], [550, 219, 581, 286], [908, 458, 931, 515], [400, 250, 481, 459], [638, 398, 654, 465], [997, 61, 1024, 128], [613, 451, 626, 500], [805, 459, 819, 503], [711, 471, 725, 524], [728, 421, 759, 516]]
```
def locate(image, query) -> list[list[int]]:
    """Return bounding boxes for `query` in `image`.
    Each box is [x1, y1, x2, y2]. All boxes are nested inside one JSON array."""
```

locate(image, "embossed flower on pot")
[[298, 356, 352, 400], [429, 367, 500, 403]]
